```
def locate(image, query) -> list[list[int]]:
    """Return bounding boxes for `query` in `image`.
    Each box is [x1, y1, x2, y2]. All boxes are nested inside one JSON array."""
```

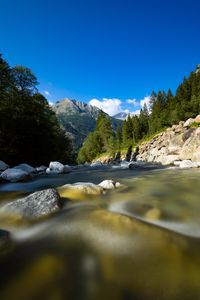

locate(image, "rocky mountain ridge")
[[53, 98, 121, 150]]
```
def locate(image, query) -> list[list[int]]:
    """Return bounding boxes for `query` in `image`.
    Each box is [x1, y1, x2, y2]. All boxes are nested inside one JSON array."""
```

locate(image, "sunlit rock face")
[[53, 98, 121, 150], [137, 116, 200, 167]]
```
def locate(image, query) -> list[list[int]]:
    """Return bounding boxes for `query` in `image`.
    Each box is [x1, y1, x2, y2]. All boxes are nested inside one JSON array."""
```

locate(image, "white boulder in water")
[[46, 161, 65, 174], [1, 168, 29, 182], [14, 163, 36, 174], [0, 160, 9, 171], [98, 180, 121, 189]]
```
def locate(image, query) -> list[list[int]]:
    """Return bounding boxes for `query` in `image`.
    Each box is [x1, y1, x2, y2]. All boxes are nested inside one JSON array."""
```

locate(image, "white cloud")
[[48, 101, 53, 106], [140, 96, 151, 109], [89, 98, 122, 116], [44, 90, 51, 96], [127, 98, 139, 106], [132, 109, 141, 115]]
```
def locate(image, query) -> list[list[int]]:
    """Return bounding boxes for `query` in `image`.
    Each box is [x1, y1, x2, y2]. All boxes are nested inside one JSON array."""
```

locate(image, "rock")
[[180, 135, 200, 161], [98, 180, 121, 189], [36, 166, 47, 175], [0, 189, 60, 218], [1, 168, 30, 182], [90, 160, 102, 167], [183, 118, 195, 128], [63, 164, 72, 173], [179, 160, 200, 169], [194, 115, 200, 123], [14, 163, 36, 174], [157, 155, 180, 165], [0, 160, 9, 171], [59, 182, 104, 198], [46, 161, 65, 174], [120, 161, 129, 169]]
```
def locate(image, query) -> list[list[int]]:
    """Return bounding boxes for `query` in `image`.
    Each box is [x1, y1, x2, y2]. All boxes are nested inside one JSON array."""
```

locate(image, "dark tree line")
[[0, 54, 72, 166], [78, 66, 200, 163]]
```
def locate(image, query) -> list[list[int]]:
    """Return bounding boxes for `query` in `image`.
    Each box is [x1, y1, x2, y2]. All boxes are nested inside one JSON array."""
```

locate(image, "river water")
[[0, 165, 200, 300]]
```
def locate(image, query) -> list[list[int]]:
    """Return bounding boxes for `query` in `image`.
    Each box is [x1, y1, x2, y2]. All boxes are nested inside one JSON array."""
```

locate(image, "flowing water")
[[0, 166, 200, 300]]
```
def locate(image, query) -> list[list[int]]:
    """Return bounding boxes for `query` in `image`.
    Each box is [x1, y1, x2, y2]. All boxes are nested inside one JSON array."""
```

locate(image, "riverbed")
[[0, 166, 200, 300]]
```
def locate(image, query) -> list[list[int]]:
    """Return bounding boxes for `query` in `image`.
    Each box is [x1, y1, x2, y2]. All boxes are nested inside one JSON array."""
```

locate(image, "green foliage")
[[189, 121, 200, 128], [79, 65, 200, 163], [0, 54, 72, 166], [77, 111, 114, 163]]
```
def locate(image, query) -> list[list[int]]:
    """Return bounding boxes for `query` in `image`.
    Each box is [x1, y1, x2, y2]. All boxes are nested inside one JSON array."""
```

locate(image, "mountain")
[[113, 112, 131, 120], [53, 99, 122, 151]]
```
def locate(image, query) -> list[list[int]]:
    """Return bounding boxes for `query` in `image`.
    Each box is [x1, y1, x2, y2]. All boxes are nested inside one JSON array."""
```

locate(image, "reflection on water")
[[0, 167, 200, 299]]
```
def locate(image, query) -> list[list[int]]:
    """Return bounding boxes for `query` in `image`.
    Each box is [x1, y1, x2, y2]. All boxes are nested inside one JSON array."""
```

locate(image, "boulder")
[[46, 161, 65, 174], [194, 115, 200, 123], [0, 189, 60, 218], [98, 180, 121, 190], [90, 160, 102, 168], [179, 160, 200, 169], [59, 182, 104, 197], [180, 135, 200, 161], [0, 160, 9, 171], [1, 168, 30, 182], [36, 166, 47, 175], [14, 163, 36, 174], [183, 118, 195, 128]]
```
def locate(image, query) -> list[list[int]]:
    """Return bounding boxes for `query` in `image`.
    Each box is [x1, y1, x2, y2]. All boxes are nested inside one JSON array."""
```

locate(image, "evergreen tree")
[[0, 54, 72, 165]]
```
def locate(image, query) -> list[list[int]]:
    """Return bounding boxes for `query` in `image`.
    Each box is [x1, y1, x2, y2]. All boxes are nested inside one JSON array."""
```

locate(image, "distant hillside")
[[113, 112, 133, 120], [53, 99, 122, 150]]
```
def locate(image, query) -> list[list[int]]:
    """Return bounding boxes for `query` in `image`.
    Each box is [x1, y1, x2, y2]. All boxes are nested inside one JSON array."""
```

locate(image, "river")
[[0, 165, 200, 300]]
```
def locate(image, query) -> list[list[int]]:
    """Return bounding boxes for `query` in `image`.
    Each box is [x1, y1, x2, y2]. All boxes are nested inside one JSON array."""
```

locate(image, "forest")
[[0, 55, 72, 166], [78, 66, 200, 163]]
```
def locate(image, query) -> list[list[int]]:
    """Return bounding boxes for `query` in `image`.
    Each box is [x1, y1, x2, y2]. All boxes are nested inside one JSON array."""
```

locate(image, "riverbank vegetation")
[[0, 55, 72, 166], [78, 66, 200, 163]]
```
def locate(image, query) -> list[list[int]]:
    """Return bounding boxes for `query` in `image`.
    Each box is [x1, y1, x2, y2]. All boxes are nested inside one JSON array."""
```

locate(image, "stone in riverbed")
[[1, 168, 30, 182], [59, 182, 104, 197], [144, 208, 161, 220], [14, 163, 36, 174], [46, 161, 72, 174], [0, 160, 9, 171], [98, 180, 121, 189], [0, 189, 60, 218]]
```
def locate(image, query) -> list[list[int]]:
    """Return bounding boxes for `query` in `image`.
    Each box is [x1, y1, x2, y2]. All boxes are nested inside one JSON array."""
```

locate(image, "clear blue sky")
[[0, 0, 200, 115]]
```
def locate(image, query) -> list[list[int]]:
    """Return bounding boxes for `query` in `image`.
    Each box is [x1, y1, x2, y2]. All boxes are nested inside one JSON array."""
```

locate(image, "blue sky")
[[0, 0, 200, 115]]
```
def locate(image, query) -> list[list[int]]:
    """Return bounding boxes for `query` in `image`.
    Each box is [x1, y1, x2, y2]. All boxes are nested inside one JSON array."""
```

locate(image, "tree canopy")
[[0, 54, 72, 166]]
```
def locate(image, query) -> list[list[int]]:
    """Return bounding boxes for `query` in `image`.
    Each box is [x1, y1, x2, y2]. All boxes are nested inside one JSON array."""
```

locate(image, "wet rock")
[[59, 182, 104, 196], [0, 189, 60, 218], [179, 160, 200, 169], [14, 163, 36, 174], [98, 180, 121, 190], [0, 160, 9, 171], [46, 161, 65, 174], [36, 166, 47, 175], [90, 160, 102, 168], [1, 168, 30, 182]]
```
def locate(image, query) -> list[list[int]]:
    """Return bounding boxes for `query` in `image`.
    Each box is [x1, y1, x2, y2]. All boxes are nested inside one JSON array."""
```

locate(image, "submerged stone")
[[0, 189, 60, 218]]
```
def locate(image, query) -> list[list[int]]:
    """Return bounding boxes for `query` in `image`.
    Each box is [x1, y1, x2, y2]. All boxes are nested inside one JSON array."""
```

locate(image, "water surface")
[[0, 166, 200, 300]]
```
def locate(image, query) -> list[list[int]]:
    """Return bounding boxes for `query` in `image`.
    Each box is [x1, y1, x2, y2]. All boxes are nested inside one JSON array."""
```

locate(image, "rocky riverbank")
[[95, 115, 200, 169], [137, 115, 200, 167]]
